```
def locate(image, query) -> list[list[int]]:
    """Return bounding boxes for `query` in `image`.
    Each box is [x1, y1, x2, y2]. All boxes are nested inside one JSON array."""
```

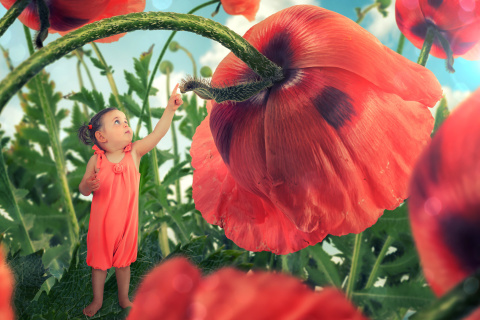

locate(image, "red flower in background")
[[221, 0, 261, 21], [0, 246, 15, 320], [127, 257, 368, 320], [409, 88, 480, 307], [396, 0, 480, 60], [0, 0, 146, 43], [191, 5, 442, 254]]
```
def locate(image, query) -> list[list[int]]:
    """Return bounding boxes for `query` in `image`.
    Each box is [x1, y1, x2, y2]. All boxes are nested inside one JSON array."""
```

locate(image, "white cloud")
[[200, 0, 319, 69], [365, 5, 399, 47], [439, 86, 471, 110]]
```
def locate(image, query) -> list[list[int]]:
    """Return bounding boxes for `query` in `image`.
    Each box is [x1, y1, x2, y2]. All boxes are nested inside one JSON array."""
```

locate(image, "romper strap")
[[92, 144, 104, 169]]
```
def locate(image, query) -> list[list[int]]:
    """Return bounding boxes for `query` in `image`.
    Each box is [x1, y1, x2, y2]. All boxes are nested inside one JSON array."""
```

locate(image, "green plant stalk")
[[75, 53, 89, 117], [396, 33, 406, 55], [346, 233, 363, 299], [178, 44, 198, 78], [165, 69, 182, 205], [410, 268, 480, 320], [281, 255, 290, 273], [0, 0, 32, 38], [24, 26, 79, 250], [0, 10, 283, 112], [365, 235, 394, 289], [356, 2, 380, 24], [90, 42, 127, 116], [417, 26, 436, 67], [74, 49, 97, 91]]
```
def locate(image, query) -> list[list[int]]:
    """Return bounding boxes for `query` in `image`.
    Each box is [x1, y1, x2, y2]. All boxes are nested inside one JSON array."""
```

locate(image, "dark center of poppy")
[[427, 0, 443, 8], [440, 213, 480, 273], [261, 32, 296, 86]]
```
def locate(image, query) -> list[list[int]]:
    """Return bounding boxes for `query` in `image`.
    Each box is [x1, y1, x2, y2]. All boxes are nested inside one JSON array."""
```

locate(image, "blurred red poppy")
[[221, 0, 261, 21], [127, 257, 368, 320], [190, 5, 442, 254], [0, 246, 14, 320], [396, 0, 480, 60], [0, 0, 146, 43], [409, 88, 480, 299]]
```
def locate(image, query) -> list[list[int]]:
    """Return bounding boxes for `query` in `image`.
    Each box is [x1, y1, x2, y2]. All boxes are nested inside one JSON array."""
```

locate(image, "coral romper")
[[86, 143, 140, 270]]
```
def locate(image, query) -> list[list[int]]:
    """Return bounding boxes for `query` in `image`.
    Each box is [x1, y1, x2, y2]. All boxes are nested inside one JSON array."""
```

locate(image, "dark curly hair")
[[77, 107, 118, 147]]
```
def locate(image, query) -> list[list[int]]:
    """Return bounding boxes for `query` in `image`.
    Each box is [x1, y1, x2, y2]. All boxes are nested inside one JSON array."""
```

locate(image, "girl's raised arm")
[[133, 84, 183, 158]]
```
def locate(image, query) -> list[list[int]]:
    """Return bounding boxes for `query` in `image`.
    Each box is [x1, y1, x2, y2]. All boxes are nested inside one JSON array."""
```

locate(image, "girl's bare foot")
[[119, 297, 133, 309], [83, 300, 103, 317]]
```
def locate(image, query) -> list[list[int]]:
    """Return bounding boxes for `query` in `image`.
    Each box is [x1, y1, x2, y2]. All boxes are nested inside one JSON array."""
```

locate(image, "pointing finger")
[[171, 83, 179, 96]]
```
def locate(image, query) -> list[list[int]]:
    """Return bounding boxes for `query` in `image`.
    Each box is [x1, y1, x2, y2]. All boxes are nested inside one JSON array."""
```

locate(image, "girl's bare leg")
[[83, 268, 108, 317], [115, 266, 133, 308]]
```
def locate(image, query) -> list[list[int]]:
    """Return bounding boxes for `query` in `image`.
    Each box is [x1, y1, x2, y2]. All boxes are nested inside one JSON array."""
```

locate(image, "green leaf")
[[198, 248, 246, 274], [68, 87, 105, 113], [306, 244, 342, 287], [161, 160, 190, 186]]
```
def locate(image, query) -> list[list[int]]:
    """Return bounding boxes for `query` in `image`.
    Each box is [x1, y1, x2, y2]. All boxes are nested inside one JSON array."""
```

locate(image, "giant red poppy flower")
[[396, 0, 480, 60], [0, 0, 146, 43], [0, 246, 15, 320], [127, 257, 368, 320], [190, 5, 442, 254], [221, 0, 261, 21], [409, 88, 480, 300]]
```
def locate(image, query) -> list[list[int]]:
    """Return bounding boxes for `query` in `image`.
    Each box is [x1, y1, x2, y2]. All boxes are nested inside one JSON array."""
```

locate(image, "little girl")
[[77, 84, 183, 317]]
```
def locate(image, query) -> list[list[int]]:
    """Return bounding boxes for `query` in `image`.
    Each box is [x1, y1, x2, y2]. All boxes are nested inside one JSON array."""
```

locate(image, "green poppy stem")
[[410, 268, 480, 320], [23, 26, 79, 251], [90, 42, 128, 116], [0, 0, 32, 38], [0, 10, 283, 112], [177, 44, 198, 78], [346, 233, 363, 299], [396, 33, 405, 55], [74, 48, 97, 91], [417, 26, 436, 67]]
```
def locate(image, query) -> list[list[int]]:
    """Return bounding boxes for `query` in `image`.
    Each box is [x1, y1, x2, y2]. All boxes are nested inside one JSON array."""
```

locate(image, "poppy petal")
[[195, 268, 367, 320], [0, 246, 15, 320], [409, 88, 480, 296], [221, 0, 261, 22], [192, 102, 327, 254], [241, 5, 441, 105], [127, 257, 200, 319]]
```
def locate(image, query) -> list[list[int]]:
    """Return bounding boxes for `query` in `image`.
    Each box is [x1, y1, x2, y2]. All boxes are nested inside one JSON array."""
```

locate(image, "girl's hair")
[[77, 107, 118, 146]]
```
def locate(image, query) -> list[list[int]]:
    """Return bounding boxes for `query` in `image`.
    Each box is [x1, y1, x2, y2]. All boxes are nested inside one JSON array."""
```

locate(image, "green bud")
[[200, 66, 212, 78], [169, 41, 180, 52], [160, 61, 174, 74]]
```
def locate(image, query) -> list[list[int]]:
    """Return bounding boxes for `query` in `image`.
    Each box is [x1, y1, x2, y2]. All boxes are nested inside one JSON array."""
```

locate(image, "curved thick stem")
[[0, 11, 283, 112], [0, 0, 32, 38], [417, 26, 436, 67]]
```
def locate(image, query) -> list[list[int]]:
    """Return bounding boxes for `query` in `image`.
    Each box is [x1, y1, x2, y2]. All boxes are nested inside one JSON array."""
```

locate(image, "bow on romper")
[[86, 143, 141, 270]]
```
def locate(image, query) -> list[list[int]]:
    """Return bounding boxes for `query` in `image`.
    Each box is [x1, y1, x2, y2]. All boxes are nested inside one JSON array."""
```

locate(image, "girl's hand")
[[86, 173, 100, 193], [167, 83, 183, 111]]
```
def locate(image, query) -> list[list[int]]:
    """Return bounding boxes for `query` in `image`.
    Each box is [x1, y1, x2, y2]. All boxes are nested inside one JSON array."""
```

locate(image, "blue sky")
[[0, 0, 479, 182]]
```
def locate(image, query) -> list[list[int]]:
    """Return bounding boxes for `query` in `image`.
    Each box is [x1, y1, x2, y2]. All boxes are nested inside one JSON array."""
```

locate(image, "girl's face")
[[98, 110, 133, 147]]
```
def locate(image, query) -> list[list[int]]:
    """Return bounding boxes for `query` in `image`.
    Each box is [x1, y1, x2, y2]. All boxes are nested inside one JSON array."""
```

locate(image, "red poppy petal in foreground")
[[0, 0, 110, 32], [58, 0, 146, 43], [221, 0, 261, 22], [128, 257, 368, 320], [195, 269, 367, 320], [127, 258, 201, 320], [409, 88, 480, 297], [0, 246, 15, 320], [192, 5, 441, 254]]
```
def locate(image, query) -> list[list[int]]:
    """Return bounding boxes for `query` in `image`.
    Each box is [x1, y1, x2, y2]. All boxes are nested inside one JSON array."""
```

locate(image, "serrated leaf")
[[90, 57, 106, 71], [161, 160, 190, 186], [167, 235, 208, 265], [68, 88, 105, 113], [307, 244, 342, 287], [198, 249, 246, 274]]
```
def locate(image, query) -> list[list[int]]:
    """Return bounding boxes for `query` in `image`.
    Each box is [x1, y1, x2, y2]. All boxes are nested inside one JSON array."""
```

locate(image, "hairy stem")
[[346, 233, 363, 299], [417, 26, 436, 67], [0, 10, 283, 112], [0, 0, 32, 38], [365, 235, 394, 290]]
